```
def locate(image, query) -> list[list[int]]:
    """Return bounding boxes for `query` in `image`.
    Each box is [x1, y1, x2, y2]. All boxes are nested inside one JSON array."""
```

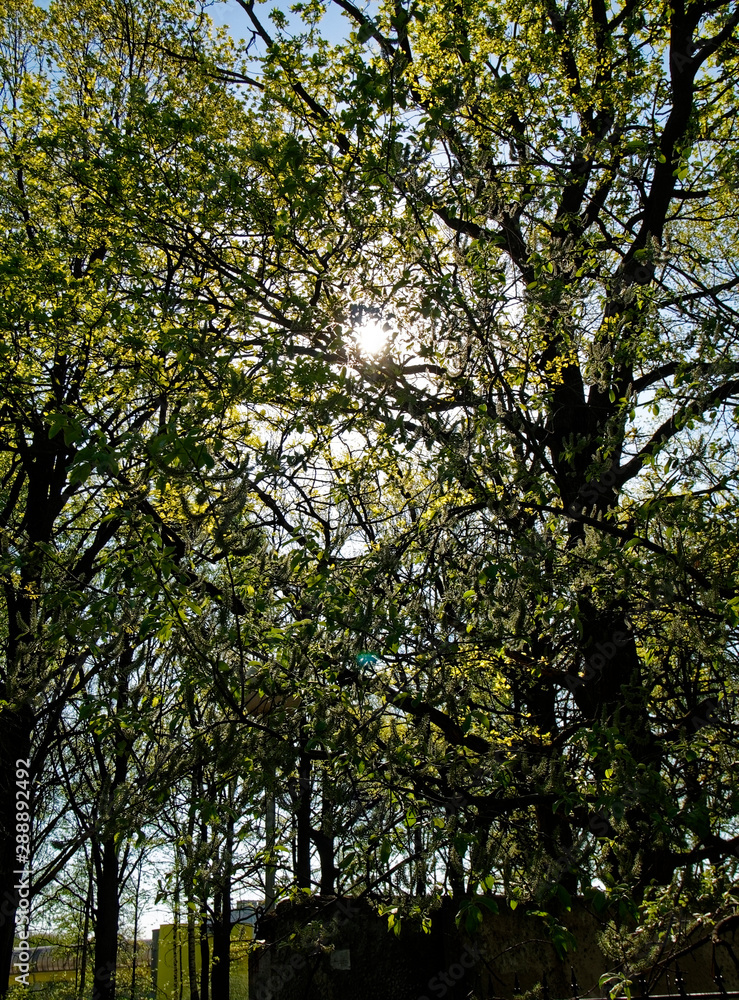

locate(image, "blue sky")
[[207, 0, 351, 45]]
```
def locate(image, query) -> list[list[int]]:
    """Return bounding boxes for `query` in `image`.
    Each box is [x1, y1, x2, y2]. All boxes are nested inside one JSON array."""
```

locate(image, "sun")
[[354, 318, 389, 356]]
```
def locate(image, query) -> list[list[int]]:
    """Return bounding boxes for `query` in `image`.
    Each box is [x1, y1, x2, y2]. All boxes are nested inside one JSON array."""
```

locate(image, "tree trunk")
[[173, 869, 182, 1000], [313, 785, 335, 897], [199, 902, 210, 1000], [414, 827, 426, 897], [264, 781, 276, 910], [211, 792, 234, 1000], [186, 773, 200, 1000], [78, 861, 93, 1000], [199, 815, 209, 1000], [186, 906, 199, 1000], [90, 686, 132, 1000], [210, 883, 231, 1000], [131, 861, 142, 1000], [294, 752, 312, 890], [91, 837, 120, 1000]]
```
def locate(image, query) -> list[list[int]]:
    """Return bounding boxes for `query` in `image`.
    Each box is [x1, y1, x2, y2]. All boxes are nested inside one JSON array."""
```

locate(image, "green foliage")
[[3, 0, 739, 987]]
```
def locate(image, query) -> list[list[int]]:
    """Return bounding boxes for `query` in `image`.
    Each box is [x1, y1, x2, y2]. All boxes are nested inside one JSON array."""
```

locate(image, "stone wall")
[[248, 896, 739, 1000]]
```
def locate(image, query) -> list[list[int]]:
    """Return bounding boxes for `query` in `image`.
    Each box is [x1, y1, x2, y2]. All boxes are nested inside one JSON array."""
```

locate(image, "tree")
[[50, 638, 184, 1000], [4, 0, 739, 979], [210, 0, 739, 916], [0, 0, 252, 986]]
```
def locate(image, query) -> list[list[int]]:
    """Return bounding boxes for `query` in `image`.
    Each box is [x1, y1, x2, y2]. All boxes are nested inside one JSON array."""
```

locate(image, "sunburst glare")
[[353, 318, 389, 356]]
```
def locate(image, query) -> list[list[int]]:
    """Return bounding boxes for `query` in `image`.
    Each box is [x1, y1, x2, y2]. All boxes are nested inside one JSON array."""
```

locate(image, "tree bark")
[[186, 773, 200, 1000], [91, 837, 120, 1000], [199, 903, 210, 1000], [316, 788, 335, 897], [78, 861, 93, 1000], [265, 785, 276, 909], [211, 791, 234, 1000], [294, 752, 312, 890], [186, 906, 199, 1000]]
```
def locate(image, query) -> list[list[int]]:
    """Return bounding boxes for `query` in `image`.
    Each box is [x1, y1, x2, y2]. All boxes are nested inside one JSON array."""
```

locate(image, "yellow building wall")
[[155, 923, 252, 1000], [7, 967, 76, 991], [8, 955, 151, 993]]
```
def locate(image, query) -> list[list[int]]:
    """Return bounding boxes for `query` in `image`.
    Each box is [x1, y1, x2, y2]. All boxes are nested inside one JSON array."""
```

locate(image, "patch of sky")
[[206, 0, 352, 47]]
